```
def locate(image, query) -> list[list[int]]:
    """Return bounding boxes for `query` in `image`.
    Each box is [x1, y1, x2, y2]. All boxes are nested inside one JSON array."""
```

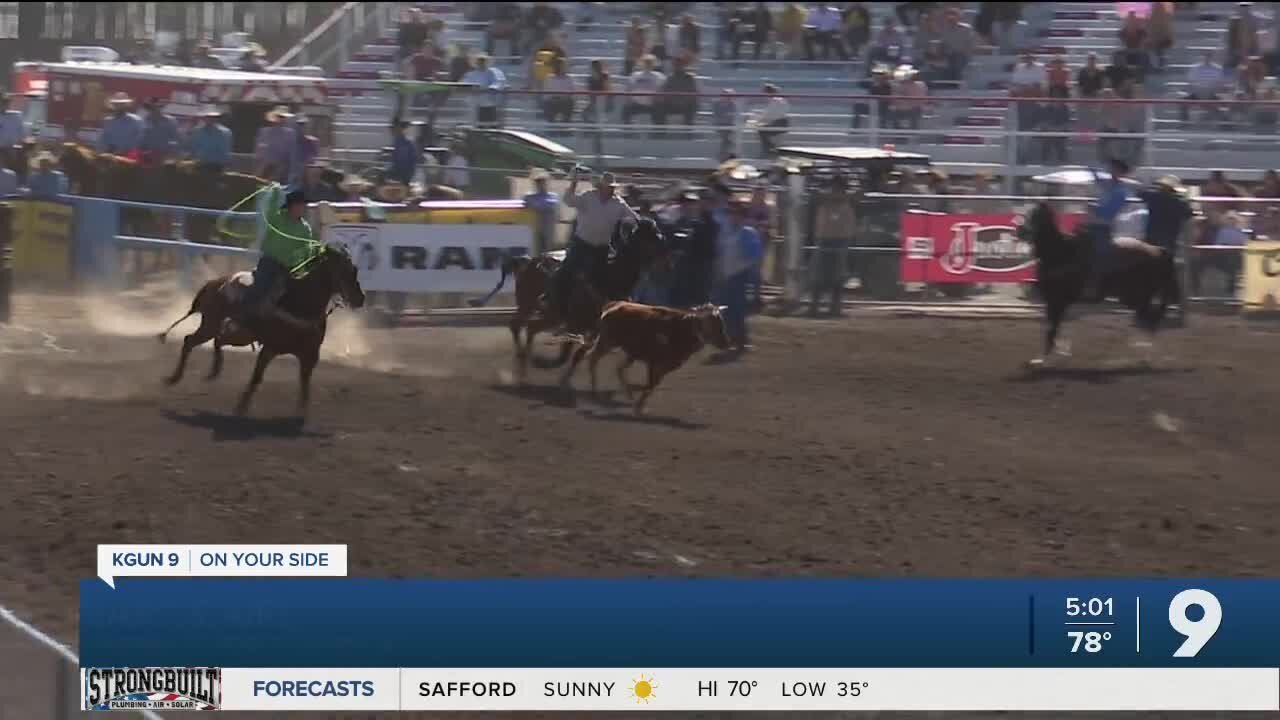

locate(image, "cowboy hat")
[[595, 171, 620, 188], [30, 150, 56, 168], [339, 175, 372, 193], [1154, 174, 1186, 193], [264, 105, 293, 122], [199, 104, 223, 117], [529, 167, 550, 181], [376, 182, 409, 203], [106, 91, 133, 107]]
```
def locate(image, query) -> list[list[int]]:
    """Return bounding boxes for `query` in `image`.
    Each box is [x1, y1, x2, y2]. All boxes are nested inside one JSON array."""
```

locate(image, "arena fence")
[[66, 196, 261, 292], [778, 191, 1259, 313]]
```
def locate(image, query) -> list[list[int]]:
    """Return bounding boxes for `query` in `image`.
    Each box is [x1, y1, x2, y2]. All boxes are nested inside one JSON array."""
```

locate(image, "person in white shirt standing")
[[805, 5, 848, 60], [623, 54, 666, 132], [754, 84, 790, 156], [1182, 51, 1224, 123], [461, 53, 507, 128], [546, 167, 638, 320], [0, 94, 28, 179]]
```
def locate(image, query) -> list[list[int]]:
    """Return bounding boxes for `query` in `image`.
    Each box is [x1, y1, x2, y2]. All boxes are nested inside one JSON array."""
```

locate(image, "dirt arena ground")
[[0, 290, 1278, 719]]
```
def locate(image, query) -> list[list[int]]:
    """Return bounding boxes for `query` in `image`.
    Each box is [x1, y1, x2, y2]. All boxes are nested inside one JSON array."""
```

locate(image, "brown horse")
[[470, 217, 669, 383], [158, 245, 366, 417]]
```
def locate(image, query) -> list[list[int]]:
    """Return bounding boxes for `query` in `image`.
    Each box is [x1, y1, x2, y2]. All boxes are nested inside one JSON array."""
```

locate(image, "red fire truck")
[[10, 57, 330, 155]]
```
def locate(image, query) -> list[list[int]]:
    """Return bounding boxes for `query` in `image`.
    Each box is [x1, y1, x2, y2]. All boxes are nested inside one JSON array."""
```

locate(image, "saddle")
[[219, 271, 285, 308]]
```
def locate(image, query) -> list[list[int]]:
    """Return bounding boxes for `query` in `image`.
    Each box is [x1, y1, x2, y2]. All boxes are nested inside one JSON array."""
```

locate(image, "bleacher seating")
[[314, 2, 1279, 181]]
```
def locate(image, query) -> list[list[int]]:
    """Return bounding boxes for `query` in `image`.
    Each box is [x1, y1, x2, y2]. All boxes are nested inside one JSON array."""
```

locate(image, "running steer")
[[564, 301, 732, 415]]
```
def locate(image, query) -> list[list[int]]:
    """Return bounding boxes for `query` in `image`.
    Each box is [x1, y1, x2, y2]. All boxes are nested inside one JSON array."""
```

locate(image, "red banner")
[[899, 211, 1082, 284]]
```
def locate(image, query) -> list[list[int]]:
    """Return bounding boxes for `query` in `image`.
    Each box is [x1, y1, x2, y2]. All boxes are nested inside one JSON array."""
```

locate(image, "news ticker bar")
[[81, 668, 1280, 712]]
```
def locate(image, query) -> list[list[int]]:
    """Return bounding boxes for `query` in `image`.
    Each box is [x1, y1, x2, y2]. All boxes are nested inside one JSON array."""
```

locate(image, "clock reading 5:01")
[[1066, 597, 1114, 616]]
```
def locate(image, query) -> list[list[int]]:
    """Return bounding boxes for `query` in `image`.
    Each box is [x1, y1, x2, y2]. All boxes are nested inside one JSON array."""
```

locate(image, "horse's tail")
[[157, 283, 211, 343], [469, 255, 527, 307]]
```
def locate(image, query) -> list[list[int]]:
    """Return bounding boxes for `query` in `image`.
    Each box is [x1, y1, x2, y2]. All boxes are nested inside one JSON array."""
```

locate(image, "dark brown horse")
[[158, 246, 366, 417], [470, 217, 669, 383]]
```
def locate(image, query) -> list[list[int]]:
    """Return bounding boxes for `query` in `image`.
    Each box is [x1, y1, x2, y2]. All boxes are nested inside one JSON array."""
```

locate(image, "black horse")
[[471, 217, 670, 383], [1020, 201, 1181, 366]]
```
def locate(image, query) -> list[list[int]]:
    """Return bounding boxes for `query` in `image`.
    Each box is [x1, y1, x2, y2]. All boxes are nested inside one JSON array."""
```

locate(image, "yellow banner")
[[1242, 241, 1280, 311], [333, 207, 534, 226], [11, 200, 75, 282]]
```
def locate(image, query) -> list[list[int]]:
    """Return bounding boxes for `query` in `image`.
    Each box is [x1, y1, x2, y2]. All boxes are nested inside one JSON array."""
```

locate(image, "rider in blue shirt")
[[1083, 157, 1135, 299]]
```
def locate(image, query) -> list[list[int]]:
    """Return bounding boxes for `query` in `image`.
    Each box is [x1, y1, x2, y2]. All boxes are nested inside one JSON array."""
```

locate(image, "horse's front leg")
[[234, 348, 277, 416]]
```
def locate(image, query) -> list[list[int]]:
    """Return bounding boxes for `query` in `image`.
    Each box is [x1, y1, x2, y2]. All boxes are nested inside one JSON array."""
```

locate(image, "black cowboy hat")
[[282, 189, 306, 208]]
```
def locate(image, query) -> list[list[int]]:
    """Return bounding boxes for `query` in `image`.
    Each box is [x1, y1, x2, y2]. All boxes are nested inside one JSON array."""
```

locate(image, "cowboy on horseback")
[[227, 184, 323, 333], [545, 166, 638, 326], [1082, 158, 1164, 300]]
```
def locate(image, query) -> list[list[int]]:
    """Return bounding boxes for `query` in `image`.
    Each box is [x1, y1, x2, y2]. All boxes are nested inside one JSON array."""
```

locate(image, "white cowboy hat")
[[264, 104, 293, 122], [199, 105, 223, 117], [106, 91, 133, 107], [1154, 174, 1186, 194], [338, 175, 372, 193], [529, 167, 550, 181], [30, 150, 56, 169], [376, 182, 409, 203]]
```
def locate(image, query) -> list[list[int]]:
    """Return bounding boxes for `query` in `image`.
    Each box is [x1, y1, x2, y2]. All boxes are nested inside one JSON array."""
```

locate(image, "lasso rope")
[[216, 183, 328, 276]]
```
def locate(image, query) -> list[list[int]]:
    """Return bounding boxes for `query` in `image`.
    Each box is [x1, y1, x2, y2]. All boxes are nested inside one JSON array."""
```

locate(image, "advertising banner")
[[899, 211, 1082, 284]]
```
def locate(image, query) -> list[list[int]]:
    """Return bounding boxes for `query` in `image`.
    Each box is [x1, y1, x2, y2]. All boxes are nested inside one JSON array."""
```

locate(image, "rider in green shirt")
[[233, 185, 322, 330]]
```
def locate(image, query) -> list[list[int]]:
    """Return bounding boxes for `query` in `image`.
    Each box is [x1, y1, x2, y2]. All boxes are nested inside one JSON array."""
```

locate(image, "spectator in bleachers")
[[779, 3, 807, 59], [583, 59, 614, 123], [660, 56, 699, 129], [921, 40, 950, 87], [525, 1, 565, 49], [896, 1, 937, 29], [1104, 50, 1135, 92], [425, 18, 447, 53], [1040, 56, 1072, 164], [713, 89, 738, 160], [1259, 16, 1278, 74], [1226, 15, 1258, 70], [843, 3, 872, 56], [857, 64, 895, 127], [1255, 204, 1280, 240], [461, 53, 507, 129], [990, 2, 1024, 54], [1077, 52, 1105, 97], [1197, 169, 1246, 249], [892, 66, 929, 131], [1011, 53, 1046, 163], [651, 10, 675, 66], [715, 3, 737, 60], [736, 3, 773, 61], [867, 22, 906, 73], [678, 13, 702, 60], [397, 8, 428, 61], [915, 6, 945, 52], [530, 32, 568, 93], [1011, 52, 1047, 92], [404, 41, 443, 83], [386, 120, 419, 186], [486, 2, 523, 58], [625, 17, 650, 76], [940, 7, 976, 83], [543, 58, 577, 125], [1238, 55, 1272, 97], [753, 84, 790, 157], [806, 4, 848, 61], [624, 55, 666, 131], [449, 45, 473, 82], [1257, 169, 1280, 198], [1148, 2, 1174, 71], [1076, 52, 1105, 130], [1182, 51, 1225, 123], [1118, 11, 1149, 76]]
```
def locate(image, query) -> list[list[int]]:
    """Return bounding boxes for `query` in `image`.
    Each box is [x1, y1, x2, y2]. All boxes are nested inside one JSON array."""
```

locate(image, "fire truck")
[[10, 50, 330, 155]]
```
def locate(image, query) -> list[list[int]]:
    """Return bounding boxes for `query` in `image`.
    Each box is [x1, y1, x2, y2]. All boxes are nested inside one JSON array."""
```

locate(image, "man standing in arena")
[[99, 93, 143, 158], [545, 167, 638, 322], [1139, 175, 1193, 256]]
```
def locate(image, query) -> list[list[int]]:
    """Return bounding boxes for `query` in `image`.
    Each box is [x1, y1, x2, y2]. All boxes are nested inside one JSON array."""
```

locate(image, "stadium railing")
[[271, 1, 397, 75], [350, 89, 1280, 184]]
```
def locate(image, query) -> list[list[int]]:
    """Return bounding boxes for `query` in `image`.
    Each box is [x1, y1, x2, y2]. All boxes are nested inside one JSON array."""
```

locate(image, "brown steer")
[[564, 301, 732, 414]]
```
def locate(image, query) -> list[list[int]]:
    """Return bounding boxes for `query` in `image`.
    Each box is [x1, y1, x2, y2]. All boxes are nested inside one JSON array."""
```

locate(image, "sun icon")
[[630, 674, 658, 704]]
